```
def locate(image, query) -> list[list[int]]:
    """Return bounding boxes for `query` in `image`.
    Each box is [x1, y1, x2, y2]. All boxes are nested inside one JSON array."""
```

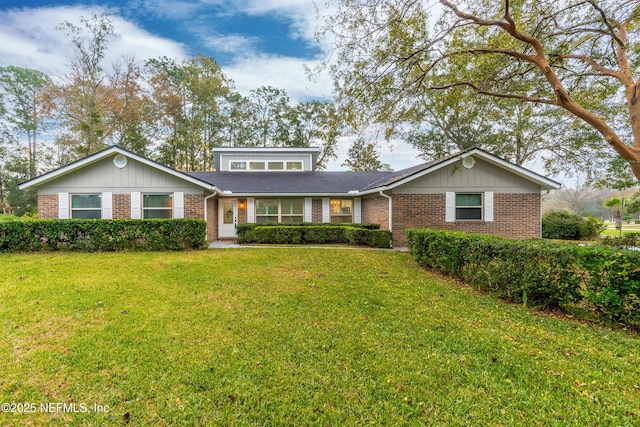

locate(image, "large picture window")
[[281, 199, 304, 223], [455, 193, 482, 220], [255, 198, 279, 223], [255, 198, 304, 223], [143, 194, 173, 219], [330, 199, 353, 223], [71, 194, 101, 219]]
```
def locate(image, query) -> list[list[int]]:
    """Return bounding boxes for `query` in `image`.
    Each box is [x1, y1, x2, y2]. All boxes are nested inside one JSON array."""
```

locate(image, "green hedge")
[[236, 222, 380, 235], [0, 218, 207, 252], [406, 228, 640, 327], [237, 223, 391, 248], [542, 211, 602, 240]]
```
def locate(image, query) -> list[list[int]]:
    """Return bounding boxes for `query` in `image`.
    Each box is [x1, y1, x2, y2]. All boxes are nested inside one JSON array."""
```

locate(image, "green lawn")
[[1, 249, 639, 426]]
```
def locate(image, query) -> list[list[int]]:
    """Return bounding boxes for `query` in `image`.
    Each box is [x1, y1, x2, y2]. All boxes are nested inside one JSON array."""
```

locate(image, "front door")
[[218, 199, 238, 239]]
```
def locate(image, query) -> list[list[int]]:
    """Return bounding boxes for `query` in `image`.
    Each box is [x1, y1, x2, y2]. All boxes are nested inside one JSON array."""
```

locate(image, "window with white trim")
[[143, 194, 173, 219], [255, 198, 279, 223], [255, 198, 304, 223], [228, 160, 305, 171], [455, 193, 482, 220], [281, 199, 304, 223], [249, 161, 266, 170], [330, 199, 353, 223], [230, 161, 247, 170], [71, 194, 101, 219]]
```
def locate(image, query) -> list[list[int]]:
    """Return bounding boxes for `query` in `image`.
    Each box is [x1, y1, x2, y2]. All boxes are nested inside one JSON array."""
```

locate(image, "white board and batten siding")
[[40, 155, 204, 196], [395, 157, 540, 195]]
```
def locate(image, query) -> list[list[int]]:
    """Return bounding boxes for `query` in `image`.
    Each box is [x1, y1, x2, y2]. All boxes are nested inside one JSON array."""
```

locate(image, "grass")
[[0, 249, 639, 426]]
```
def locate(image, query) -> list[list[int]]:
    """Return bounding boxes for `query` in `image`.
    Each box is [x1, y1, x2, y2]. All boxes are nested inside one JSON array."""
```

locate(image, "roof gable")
[[357, 147, 560, 193], [19, 146, 217, 191]]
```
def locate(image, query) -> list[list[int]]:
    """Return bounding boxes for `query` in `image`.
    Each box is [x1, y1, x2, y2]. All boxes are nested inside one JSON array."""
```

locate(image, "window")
[[330, 199, 353, 223], [255, 198, 304, 223], [455, 193, 482, 220], [71, 194, 101, 219], [143, 194, 173, 219], [230, 161, 247, 170], [228, 160, 305, 171], [255, 198, 279, 223], [249, 161, 266, 170], [281, 199, 304, 223]]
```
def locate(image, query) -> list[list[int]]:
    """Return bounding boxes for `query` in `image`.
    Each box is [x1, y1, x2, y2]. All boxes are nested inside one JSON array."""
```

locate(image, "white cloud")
[[0, 5, 187, 77], [202, 33, 259, 55], [223, 53, 331, 102]]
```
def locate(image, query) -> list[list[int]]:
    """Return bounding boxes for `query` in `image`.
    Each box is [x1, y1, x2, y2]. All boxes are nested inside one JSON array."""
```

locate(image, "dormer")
[[212, 147, 320, 172]]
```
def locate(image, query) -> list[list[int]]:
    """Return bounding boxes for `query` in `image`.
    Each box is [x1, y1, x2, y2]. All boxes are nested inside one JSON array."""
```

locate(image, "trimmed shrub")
[[542, 211, 601, 240], [237, 223, 391, 248], [0, 218, 207, 252], [406, 228, 640, 327], [236, 222, 380, 235], [597, 233, 640, 250]]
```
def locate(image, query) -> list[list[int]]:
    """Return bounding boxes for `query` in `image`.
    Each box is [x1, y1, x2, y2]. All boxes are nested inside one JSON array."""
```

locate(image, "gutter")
[[204, 191, 218, 242], [379, 189, 392, 233]]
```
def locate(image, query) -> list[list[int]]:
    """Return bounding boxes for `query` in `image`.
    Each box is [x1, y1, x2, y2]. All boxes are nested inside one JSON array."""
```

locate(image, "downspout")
[[379, 189, 392, 247], [204, 190, 217, 242]]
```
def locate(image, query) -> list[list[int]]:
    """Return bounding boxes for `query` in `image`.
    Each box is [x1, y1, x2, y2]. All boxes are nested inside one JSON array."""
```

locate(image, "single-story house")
[[19, 145, 561, 247]]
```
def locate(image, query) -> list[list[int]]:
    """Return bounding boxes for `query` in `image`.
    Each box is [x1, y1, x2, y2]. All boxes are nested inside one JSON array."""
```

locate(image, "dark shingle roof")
[[186, 171, 393, 194], [186, 150, 466, 194]]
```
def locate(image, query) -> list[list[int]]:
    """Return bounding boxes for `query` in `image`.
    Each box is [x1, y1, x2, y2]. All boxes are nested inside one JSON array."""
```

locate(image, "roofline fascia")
[[19, 146, 219, 192], [212, 147, 320, 152], [214, 192, 364, 198]]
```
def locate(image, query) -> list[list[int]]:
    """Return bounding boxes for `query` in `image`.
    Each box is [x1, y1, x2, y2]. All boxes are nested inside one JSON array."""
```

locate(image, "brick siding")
[[390, 193, 541, 247], [38, 194, 58, 218], [312, 198, 323, 222], [184, 194, 204, 218], [113, 194, 130, 219], [362, 196, 389, 230], [238, 199, 248, 224], [206, 198, 218, 242]]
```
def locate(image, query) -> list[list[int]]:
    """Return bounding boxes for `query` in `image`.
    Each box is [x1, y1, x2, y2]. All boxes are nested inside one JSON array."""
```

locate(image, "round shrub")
[[542, 211, 600, 240]]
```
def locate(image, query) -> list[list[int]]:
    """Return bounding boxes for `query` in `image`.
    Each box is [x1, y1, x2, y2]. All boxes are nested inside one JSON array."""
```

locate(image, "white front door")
[[218, 199, 238, 239]]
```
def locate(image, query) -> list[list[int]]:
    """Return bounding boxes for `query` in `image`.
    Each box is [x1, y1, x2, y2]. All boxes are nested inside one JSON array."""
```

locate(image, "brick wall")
[[206, 198, 218, 242], [362, 196, 389, 230], [312, 198, 323, 222], [184, 194, 204, 218], [38, 194, 58, 218], [113, 194, 130, 219], [238, 199, 248, 224], [390, 193, 541, 247]]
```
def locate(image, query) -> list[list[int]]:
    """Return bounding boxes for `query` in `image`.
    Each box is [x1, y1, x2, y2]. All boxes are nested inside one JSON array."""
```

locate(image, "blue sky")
[[0, 0, 422, 170]]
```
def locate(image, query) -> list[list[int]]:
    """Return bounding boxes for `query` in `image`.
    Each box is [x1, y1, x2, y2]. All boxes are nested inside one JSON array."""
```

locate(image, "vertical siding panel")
[[58, 193, 69, 219], [445, 192, 455, 222], [304, 198, 312, 222], [354, 197, 362, 223], [247, 198, 255, 223], [484, 191, 494, 222], [131, 192, 141, 219], [173, 192, 184, 218], [322, 198, 330, 222], [102, 192, 113, 219]]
